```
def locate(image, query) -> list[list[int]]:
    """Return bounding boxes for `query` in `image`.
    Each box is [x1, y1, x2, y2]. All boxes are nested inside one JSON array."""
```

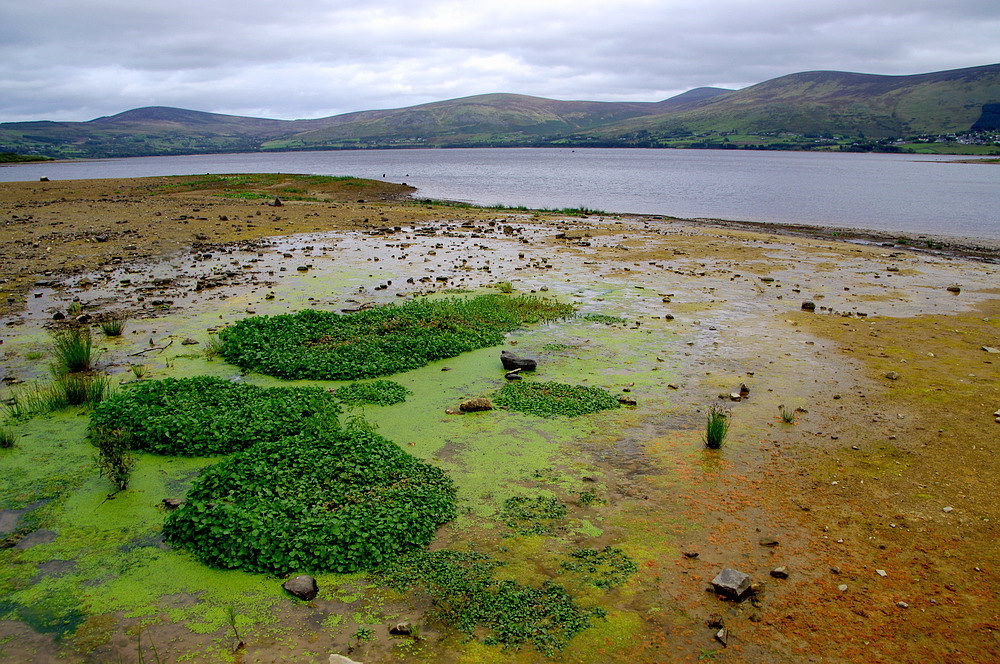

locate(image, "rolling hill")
[[1, 64, 997, 159]]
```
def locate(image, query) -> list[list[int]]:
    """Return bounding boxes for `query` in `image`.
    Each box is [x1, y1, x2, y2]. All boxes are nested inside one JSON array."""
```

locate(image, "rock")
[[897, 601, 909, 609], [715, 628, 728, 646], [282, 575, 318, 601], [618, 395, 637, 406], [758, 536, 779, 547], [329, 656, 362, 664], [459, 397, 493, 412], [885, 371, 901, 380], [52, 312, 65, 320], [946, 285, 961, 293], [75, 314, 91, 324], [770, 567, 789, 579], [982, 346, 999, 354], [682, 550, 700, 558], [942, 506, 953, 513], [271, 197, 282, 207], [711, 568, 752, 599], [706, 614, 724, 629], [838, 584, 849, 592], [181, 338, 199, 345], [444, 408, 462, 415], [389, 621, 412, 636], [500, 350, 536, 371], [801, 301, 816, 311], [876, 569, 888, 577], [504, 369, 524, 380], [739, 383, 750, 397], [161, 498, 184, 510]]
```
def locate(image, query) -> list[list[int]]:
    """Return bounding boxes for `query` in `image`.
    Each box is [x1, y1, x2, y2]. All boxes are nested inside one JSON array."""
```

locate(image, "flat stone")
[[500, 350, 536, 371], [282, 575, 318, 601], [459, 397, 493, 412], [982, 346, 999, 354], [711, 568, 752, 599], [758, 536, 779, 547], [885, 371, 901, 380], [770, 566, 789, 579], [329, 656, 362, 664], [715, 627, 728, 646]]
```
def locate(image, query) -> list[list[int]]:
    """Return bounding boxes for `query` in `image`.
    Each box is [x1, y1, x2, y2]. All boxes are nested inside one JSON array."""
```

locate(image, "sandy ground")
[[0, 176, 998, 663]]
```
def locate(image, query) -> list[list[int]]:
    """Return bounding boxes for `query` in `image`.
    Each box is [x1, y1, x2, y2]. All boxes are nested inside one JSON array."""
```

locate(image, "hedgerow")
[[90, 376, 340, 456], [162, 426, 456, 574], [335, 380, 410, 406], [218, 295, 574, 380], [493, 381, 621, 418], [378, 550, 605, 655]]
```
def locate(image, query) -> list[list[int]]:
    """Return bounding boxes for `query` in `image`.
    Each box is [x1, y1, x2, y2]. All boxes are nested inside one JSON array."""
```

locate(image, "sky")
[[2, 0, 1000, 123]]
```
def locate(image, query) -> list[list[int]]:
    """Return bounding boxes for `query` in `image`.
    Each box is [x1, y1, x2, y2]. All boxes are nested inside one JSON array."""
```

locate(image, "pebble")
[[897, 601, 909, 609], [838, 584, 849, 592], [876, 569, 887, 577], [943, 506, 953, 513], [770, 566, 789, 579]]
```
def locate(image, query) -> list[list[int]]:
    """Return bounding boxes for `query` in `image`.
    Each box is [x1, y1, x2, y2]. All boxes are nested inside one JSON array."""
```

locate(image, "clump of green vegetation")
[[57, 373, 110, 406], [51, 326, 93, 373], [67, 301, 83, 316], [219, 294, 574, 380], [494, 280, 514, 294], [578, 489, 598, 506], [335, 380, 410, 406], [0, 426, 15, 449], [92, 427, 135, 492], [579, 312, 626, 325], [704, 406, 730, 449], [5, 373, 110, 418], [378, 550, 605, 655], [542, 342, 575, 352], [493, 381, 621, 418], [130, 364, 147, 379], [161, 427, 456, 574], [500, 495, 567, 536], [560, 547, 638, 589], [203, 334, 224, 361], [90, 376, 340, 455], [24, 351, 44, 361], [98, 313, 129, 337], [779, 405, 796, 424]]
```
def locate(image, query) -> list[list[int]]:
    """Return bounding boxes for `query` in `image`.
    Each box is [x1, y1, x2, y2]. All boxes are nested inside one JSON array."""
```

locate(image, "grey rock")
[[885, 371, 901, 380], [282, 575, 318, 601], [715, 627, 728, 646], [711, 568, 752, 599], [388, 621, 411, 635], [329, 656, 361, 664], [770, 566, 789, 579], [500, 350, 536, 371], [801, 301, 816, 311]]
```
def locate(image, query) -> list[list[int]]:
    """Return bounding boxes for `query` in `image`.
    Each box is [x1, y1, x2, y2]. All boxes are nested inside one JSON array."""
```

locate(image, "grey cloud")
[[2, 0, 999, 121]]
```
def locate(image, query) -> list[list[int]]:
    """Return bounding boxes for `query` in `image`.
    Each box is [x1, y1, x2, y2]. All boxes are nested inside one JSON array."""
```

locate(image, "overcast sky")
[[2, 0, 999, 122]]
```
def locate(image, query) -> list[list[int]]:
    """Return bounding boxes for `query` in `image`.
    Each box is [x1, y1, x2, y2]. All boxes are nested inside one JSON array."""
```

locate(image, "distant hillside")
[[575, 64, 1000, 148], [1, 64, 997, 158]]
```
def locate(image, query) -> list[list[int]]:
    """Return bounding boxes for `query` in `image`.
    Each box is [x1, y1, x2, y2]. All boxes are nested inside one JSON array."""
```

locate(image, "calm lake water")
[[2, 148, 998, 239]]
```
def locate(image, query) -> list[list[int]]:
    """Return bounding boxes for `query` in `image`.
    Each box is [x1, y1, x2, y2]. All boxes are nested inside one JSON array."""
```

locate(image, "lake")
[[2, 148, 997, 239]]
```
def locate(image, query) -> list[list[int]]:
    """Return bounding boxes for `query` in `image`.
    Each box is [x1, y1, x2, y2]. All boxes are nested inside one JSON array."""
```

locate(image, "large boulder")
[[282, 575, 319, 601], [459, 397, 493, 412], [501, 350, 536, 371]]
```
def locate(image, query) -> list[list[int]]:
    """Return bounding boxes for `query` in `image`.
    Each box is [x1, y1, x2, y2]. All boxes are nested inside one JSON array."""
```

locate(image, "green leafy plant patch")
[[90, 376, 340, 456], [334, 380, 410, 406], [219, 294, 574, 380], [493, 381, 621, 418], [500, 495, 567, 536], [378, 550, 605, 655], [162, 426, 456, 574], [560, 547, 638, 589]]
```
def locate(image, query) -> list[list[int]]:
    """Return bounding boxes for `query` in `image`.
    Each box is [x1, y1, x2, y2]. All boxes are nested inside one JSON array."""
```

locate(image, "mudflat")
[[1, 175, 997, 663]]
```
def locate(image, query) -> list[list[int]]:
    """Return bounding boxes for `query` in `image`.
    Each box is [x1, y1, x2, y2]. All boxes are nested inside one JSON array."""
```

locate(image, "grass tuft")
[[704, 406, 730, 449], [99, 313, 129, 337], [779, 405, 796, 424], [51, 326, 93, 373], [0, 426, 15, 449]]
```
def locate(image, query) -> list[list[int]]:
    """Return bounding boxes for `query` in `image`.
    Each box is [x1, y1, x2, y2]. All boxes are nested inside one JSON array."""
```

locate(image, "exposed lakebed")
[[1, 178, 998, 663]]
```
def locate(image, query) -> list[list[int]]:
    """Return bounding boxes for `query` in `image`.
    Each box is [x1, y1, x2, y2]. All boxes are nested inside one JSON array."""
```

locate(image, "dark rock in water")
[[801, 301, 816, 311], [739, 383, 750, 397], [52, 312, 65, 321], [504, 369, 524, 381], [618, 395, 637, 406], [282, 575, 318, 601], [460, 397, 493, 412], [181, 338, 199, 345], [162, 498, 184, 510], [711, 568, 752, 599], [947, 284, 961, 293], [501, 350, 536, 371]]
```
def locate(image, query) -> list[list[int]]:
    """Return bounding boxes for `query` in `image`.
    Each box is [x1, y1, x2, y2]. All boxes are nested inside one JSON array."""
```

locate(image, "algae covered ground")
[[0, 176, 998, 663]]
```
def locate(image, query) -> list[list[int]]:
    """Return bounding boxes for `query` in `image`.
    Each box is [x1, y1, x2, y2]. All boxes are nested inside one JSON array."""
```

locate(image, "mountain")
[[1, 64, 997, 158], [573, 64, 1000, 147]]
